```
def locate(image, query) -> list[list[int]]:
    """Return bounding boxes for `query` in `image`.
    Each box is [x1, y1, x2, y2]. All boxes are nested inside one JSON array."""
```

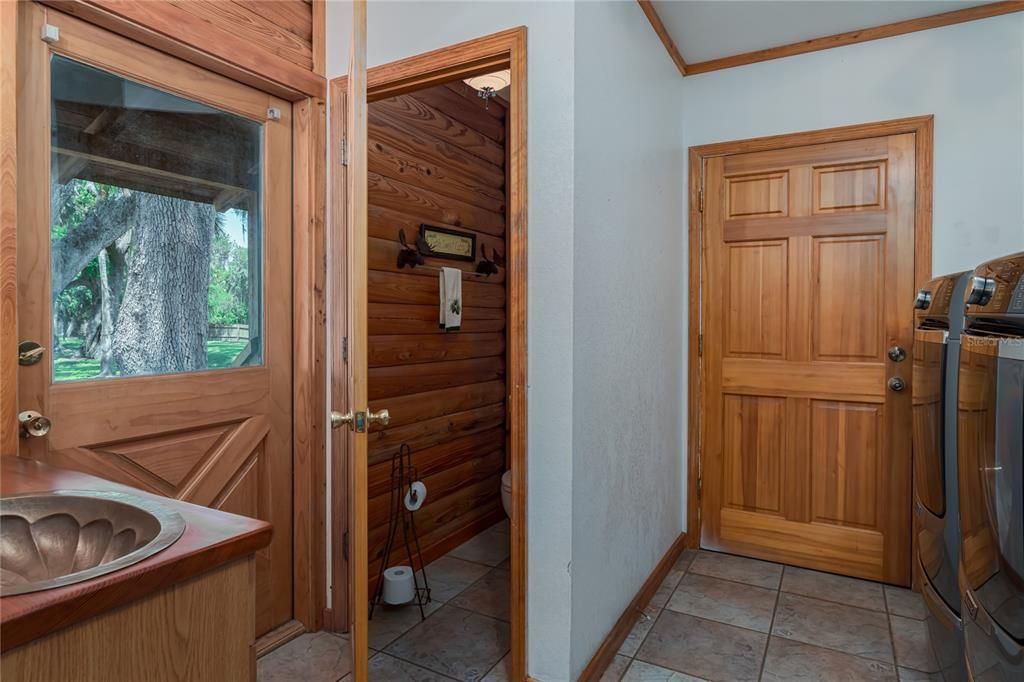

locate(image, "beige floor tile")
[[369, 600, 443, 650], [636, 610, 767, 682], [666, 572, 778, 633], [447, 529, 510, 567], [385, 605, 509, 682], [618, 605, 661, 656], [673, 549, 698, 573], [621, 659, 706, 681], [368, 652, 455, 681], [449, 568, 510, 621], [600, 654, 632, 682], [885, 586, 929, 620], [649, 566, 686, 609], [481, 652, 511, 682], [772, 592, 894, 663], [257, 632, 351, 682], [890, 615, 939, 673], [689, 551, 783, 589], [761, 636, 898, 681], [420, 555, 491, 603], [897, 667, 943, 681], [781, 566, 886, 612]]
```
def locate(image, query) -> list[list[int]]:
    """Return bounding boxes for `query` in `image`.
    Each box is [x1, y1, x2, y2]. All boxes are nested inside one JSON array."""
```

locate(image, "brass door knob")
[[18, 411, 51, 438], [367, 409, 390, 427], [330, 411, 354, 430]]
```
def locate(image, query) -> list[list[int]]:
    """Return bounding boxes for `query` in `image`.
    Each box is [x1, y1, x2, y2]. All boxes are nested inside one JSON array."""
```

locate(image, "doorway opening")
[[328, 28, 527, 682]]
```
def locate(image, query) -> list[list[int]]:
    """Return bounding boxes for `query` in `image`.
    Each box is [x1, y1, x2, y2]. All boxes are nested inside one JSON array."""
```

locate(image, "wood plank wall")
[[366, 83, 508, 579]]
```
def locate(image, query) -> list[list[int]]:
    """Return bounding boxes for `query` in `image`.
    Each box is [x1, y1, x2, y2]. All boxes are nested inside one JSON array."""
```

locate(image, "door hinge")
[[698, 333, 703, 357], [342, 336, 348, 363], [342, 530, 349, 561], [340, 138, 349, 166], [698, 189, 704, 213]]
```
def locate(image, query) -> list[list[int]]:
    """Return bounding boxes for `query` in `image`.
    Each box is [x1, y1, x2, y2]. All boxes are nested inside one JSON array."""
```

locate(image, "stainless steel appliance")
[[957, 252, 1024, 681], [914, 270, 970, 680]]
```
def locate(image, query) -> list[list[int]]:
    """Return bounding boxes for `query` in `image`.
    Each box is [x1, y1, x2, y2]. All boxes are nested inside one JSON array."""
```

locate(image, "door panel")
[[17, 5, 293, 634], [702, 132, 917, 584]]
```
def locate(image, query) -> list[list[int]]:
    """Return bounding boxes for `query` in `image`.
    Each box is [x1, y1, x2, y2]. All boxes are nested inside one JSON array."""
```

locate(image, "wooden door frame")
[[328, 26, 529, 682], [685, 115, 934, 548], [2, 1, 328, 640]]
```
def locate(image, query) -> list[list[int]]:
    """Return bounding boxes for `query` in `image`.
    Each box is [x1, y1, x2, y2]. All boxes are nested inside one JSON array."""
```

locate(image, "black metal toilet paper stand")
[[369, 443, 431, 620]]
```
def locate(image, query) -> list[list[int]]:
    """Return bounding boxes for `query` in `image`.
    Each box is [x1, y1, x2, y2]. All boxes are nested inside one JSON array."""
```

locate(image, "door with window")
[[700, 131, 918, 585], [16, 5, 293, 634]]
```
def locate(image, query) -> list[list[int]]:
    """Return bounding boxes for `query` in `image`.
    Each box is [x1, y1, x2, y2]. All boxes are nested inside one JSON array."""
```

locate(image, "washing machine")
[[913, 271, 970, 680], [957, 252, 1024, 681]]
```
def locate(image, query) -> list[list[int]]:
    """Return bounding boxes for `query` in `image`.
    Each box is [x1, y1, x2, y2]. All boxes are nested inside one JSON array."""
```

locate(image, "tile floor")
[[606, 550, 941, 682], [259, 540, 940, 682], [257, 519, 510, 682]]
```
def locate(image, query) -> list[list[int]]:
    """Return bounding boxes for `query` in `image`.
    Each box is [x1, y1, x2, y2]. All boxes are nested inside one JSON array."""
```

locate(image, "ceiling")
[[651, 1, 994, 64]]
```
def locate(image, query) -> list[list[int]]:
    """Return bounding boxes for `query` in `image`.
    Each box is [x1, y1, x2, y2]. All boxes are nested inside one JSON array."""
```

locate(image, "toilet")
[[501, 470, 512, 518]]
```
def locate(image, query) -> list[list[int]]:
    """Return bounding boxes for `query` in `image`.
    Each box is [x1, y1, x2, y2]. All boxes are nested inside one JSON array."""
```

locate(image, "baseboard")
[[577, 533, 688, 682], [253, 619, 306, 658]]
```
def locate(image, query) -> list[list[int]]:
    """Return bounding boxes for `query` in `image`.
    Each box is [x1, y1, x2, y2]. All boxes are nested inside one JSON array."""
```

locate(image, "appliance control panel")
[[965, 252, 1024, 317], [915, 272, 966, 324]]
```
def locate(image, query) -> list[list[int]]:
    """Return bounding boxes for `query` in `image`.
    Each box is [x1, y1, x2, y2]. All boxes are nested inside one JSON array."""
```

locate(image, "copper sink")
[[0, 490, 186, 596]]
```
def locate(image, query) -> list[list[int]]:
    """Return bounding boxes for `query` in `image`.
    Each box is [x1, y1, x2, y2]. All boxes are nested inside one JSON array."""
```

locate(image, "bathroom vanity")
[[0, 457, 272, 681]]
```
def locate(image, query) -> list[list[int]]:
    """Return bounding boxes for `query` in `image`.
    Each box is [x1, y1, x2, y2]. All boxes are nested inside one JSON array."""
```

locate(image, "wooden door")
[[16, 5, 293, 633], [701, 133, 917, 585]]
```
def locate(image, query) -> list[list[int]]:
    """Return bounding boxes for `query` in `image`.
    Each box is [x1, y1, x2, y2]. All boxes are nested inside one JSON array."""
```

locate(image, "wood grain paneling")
[[367, 83, 507, 579], [726, 241, 787, 358], [814, 161, 886, 213], [812, 236, 884, 361], [810, 400, 881, 529], [0, 0, 17, 456], [726, 171, 788, 218], [723, 395, 783, 514]]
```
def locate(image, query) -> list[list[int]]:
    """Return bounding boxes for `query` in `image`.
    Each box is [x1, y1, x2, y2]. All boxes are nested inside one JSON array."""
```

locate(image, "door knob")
[[330, 411, 354, 430], [367, 408, 390, 427], [887, 346, 907, 362], [18, 411, 51, 438], [888, 377, 906, 392]]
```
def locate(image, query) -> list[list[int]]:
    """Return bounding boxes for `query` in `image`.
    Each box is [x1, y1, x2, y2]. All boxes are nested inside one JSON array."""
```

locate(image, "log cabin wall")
[[366, 82, 508, 579]]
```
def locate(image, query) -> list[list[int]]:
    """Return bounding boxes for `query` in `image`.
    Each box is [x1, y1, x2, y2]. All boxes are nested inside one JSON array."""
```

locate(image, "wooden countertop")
[[0, 457, 272, 652]]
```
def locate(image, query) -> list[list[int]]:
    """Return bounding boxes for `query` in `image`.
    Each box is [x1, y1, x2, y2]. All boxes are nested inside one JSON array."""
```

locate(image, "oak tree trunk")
[[113, 194, 216, 374]]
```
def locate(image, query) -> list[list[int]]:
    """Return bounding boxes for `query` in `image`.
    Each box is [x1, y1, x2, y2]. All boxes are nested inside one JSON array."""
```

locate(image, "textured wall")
[[570, 2, 685, 676]]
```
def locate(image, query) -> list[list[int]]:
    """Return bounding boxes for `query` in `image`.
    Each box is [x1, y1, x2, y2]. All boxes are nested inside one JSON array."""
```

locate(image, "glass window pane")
[[50, 55, 263, 382]]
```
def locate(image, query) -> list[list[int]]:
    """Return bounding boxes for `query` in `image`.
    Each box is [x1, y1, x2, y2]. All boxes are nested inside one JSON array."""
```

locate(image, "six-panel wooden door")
[[701, 133, 917, 585]]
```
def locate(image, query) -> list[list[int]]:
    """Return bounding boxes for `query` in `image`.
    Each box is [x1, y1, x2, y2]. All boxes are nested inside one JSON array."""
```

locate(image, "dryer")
[[913, 270, 970, 680], [957, 252, 1024, 681]]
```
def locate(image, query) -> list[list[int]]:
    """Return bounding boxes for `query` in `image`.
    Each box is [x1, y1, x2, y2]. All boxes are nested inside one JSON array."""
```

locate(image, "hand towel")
[[439, 267, 462, 332]]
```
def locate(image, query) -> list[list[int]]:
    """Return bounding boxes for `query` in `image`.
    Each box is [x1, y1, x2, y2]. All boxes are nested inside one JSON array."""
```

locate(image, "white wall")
[[326, 2, 578, 679], [570, 1, 683, 677], [679, 12, 1024, 525]]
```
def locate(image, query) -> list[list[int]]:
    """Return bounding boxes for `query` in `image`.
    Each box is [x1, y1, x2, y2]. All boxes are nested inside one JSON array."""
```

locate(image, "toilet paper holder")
[[370, 443, 432, 621]]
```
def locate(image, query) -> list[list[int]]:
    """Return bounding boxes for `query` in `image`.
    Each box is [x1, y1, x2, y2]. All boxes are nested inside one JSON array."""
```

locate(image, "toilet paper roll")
[[382, 565, 416, 605], [404, 481, 427, 511]]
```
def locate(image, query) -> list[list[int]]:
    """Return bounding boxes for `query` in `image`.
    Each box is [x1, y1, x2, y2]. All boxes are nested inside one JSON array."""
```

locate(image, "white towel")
[[439, 267, 462, 332]]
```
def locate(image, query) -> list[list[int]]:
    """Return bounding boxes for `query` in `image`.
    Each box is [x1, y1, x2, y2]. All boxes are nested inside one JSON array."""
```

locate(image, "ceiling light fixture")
[[463, 70, 511, 107]]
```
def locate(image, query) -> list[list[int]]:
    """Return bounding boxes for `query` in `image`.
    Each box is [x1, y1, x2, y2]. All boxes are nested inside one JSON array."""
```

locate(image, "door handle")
[[18, 411, 51, 438], [888, 377, 906, 392], [330, 411, 354, 430], [367, 409, 390, 427], [330, 408, 389, 432]]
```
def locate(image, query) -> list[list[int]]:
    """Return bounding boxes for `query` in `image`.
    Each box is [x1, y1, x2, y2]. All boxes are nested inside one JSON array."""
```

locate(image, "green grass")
[[54, 337, 249, 382]]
